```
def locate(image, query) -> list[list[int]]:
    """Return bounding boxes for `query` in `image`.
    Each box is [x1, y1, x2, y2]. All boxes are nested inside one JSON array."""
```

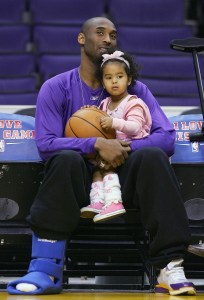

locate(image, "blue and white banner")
[[0, 112, 42, 162], [170, 114, 204, 163]]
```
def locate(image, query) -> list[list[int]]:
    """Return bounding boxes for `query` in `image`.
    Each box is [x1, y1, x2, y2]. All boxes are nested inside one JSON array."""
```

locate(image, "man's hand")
[[94, 138, 131, 169], [80, 105, 98, 109], [95, 155, 112, 171]]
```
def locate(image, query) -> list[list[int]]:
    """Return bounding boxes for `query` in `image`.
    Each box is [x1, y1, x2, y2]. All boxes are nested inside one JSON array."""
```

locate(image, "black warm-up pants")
[[27, 147, 191, 268]]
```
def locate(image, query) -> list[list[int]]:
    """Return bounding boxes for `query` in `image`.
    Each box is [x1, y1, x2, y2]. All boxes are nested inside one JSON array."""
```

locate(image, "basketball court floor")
[[1, 276, 204, 299], [0, 291, 204, 300], [0, 276, 204, 300]]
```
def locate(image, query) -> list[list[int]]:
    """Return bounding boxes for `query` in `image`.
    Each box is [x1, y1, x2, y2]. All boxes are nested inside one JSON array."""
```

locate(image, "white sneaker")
[[155, 259, 196, 295]]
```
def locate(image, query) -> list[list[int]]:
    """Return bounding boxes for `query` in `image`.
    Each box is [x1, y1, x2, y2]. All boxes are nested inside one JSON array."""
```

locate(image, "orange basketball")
[[65, 107, 116, 139]]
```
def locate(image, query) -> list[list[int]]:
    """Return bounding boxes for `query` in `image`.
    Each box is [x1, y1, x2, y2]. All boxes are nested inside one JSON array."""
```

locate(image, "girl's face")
[[102, 61, 131, 100]]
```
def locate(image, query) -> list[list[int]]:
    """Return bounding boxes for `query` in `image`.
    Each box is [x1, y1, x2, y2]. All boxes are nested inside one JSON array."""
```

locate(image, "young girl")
[[80, 50, 152, 223]]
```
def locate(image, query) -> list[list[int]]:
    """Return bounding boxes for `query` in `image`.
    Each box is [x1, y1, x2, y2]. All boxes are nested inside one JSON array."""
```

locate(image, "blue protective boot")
[[7, 234, 66, 295]]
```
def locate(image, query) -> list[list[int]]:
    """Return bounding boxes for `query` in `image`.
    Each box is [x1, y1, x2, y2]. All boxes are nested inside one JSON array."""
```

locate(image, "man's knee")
[[47, 150, 84, 169], [131, 147, 169, 166], [56, 150, 82, 161], [137, 147, 167, 158]]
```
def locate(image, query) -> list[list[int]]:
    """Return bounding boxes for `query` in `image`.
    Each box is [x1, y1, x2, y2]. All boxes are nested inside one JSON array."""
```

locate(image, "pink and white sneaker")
[[93, 202, 126, 223], [81, 181, 104, 219], [80, 201, 104, 219]]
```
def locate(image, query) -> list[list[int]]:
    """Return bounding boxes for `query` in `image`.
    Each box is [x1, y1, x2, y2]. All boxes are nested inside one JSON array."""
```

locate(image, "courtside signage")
[[0, 112, 41, 162], [170, 114, 204, 163]]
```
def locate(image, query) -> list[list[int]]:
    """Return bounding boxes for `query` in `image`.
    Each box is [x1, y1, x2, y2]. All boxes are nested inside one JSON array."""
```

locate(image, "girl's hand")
[[100, 116, 113, 130]]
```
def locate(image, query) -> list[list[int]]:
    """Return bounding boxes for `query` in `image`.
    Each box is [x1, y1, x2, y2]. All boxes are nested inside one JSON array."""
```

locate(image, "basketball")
[[65, 107, 116, 139]]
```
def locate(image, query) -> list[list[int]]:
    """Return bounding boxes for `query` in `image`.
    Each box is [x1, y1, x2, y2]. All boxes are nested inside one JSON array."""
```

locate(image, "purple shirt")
[[35, 68, 175, 161]]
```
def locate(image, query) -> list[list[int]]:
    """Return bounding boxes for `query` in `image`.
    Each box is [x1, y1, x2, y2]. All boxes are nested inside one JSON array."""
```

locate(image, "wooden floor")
[[0, 291, 204, 300]]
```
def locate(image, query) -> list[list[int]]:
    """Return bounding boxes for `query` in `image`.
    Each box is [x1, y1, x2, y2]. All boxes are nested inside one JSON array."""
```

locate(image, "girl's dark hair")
[[96, 49, 140, 87]]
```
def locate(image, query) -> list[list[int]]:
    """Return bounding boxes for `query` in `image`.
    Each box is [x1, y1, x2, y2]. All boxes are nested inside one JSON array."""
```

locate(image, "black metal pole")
[[189, 50, 204, 140], [192, 49, 204, 118]]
